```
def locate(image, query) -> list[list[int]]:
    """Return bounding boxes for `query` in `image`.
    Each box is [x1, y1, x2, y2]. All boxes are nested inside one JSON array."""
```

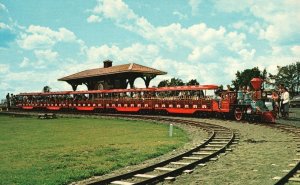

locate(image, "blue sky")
[[0, 0, 299, 98]]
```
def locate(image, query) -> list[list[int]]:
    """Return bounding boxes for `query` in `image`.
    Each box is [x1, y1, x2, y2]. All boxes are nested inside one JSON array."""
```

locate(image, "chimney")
[[103, 60, 113, 68]]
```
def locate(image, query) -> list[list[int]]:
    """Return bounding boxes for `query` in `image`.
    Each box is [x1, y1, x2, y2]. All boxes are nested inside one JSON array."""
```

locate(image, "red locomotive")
[[14, 78, 276, 123]]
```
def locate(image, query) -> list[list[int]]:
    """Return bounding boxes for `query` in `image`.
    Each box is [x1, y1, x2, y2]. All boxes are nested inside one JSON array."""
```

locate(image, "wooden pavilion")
[[58, 60, 167, 91]]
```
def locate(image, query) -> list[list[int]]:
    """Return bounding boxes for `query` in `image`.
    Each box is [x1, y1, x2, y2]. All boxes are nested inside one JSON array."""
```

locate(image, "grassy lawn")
[[0, 115, 188, 185]]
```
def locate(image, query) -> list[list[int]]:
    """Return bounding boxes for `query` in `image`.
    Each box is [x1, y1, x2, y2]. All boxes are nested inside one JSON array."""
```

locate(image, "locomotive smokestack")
[[103, 60, 113, 68]]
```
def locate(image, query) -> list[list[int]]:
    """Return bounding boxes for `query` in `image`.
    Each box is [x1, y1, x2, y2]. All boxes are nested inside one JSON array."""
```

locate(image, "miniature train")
[[13, 78, 276, 123]]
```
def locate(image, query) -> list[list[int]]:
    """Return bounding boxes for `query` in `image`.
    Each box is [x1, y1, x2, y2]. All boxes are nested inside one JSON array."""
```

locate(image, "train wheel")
[[234, 108, 243, 121]]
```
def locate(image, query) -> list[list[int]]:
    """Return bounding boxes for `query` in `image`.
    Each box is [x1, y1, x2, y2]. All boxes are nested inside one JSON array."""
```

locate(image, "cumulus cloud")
[[34, 49, 58, 61], [88, 0, 254, 62], [17, 25, 77, 50], [87, 15, 102, 23], [19, 57, 30, 68], [86, 43, 160, 66], [216, 0, 300, 43], [0, 64, 9, 73]]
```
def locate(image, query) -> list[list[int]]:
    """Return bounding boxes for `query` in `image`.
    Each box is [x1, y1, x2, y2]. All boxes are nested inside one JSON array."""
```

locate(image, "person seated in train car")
[[186, 90, 192, 100], [178, 91, 183, 99], [199, 90, 205, 98], [132, 92, 138, 99], [237, 86, 244, 104], [226, 84, 234, 92], [213, 90, 222, 109], [193, 91, 200, 100], [243, 86, 252, 104], [118, 92, 123, 99], [140, 92, 145, 100]]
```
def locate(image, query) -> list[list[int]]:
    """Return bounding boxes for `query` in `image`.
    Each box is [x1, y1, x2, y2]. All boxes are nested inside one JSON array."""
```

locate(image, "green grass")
[[0, 115, 188, 185]]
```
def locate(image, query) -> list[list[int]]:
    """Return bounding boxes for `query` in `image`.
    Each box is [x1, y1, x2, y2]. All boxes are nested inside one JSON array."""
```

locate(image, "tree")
[[269, 62, 300, 96], [43, 86, 51, 93], [186, 79, 200, 85], [169, 78, 184, 86], [157, 80, 170, 87], [232, 67, 267, 90]]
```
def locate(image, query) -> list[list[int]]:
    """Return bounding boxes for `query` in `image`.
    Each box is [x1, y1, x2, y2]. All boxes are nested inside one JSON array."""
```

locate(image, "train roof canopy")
[[57, 61, 167, 91], [58, 63, 166, 81]]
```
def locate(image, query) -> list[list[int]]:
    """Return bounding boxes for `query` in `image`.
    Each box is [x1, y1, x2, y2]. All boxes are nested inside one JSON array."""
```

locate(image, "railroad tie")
[[155, 167, 175, 172], [193, 152, 213, 155], [183, 169, 194, 174], [212, 139, 229, 141], [134, 174, 157, 179], [183, 156, 203, 160], [210, 141, 228, 144], [200, 148, 219, 151], [164, 177, 175, 181], [289, 177, 300, 182], [111, 180, 134, 185], [170, 162, 191, 165], [206, 144, 224, 147]]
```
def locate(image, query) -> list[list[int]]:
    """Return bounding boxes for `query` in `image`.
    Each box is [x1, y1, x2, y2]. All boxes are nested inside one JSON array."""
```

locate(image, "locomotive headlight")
[[246, 108, 252, 114]]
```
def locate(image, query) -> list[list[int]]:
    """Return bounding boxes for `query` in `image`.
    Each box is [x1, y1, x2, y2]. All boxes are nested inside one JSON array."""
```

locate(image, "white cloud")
[[215, 1, 300, 43], [92, 0, 136, 20], [34, 49, 58, 61], [232, 21, 247, 30], [19, 57, 30, 68], [291, 45, 300, 57], [88, 0, 253, 61], [0, 64, 9, 73], [0, 3, 8, 12], [188, 0, 201, 15], [173, 11, 187, 20], [17, 25, 77, 50], [0, 22, 12, 30], [188, 46, 214, 62], [86, 43, 160, 66], [87, 15, 102, 23]]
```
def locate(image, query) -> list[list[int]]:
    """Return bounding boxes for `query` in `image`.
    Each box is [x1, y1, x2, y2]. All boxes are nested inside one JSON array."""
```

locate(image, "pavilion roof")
[[58, 63, 167, 81]]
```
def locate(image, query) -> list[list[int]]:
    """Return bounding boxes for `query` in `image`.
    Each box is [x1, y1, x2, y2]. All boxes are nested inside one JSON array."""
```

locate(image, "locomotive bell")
[[250, 78, 263, 90]]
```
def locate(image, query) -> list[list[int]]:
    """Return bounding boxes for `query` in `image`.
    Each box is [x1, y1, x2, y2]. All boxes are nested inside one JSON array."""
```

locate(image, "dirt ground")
[[160, 108, 300, 185]]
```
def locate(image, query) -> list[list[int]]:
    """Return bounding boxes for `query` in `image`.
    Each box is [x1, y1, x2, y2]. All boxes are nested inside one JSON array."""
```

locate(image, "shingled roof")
[[58, 63, 167, 81]]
